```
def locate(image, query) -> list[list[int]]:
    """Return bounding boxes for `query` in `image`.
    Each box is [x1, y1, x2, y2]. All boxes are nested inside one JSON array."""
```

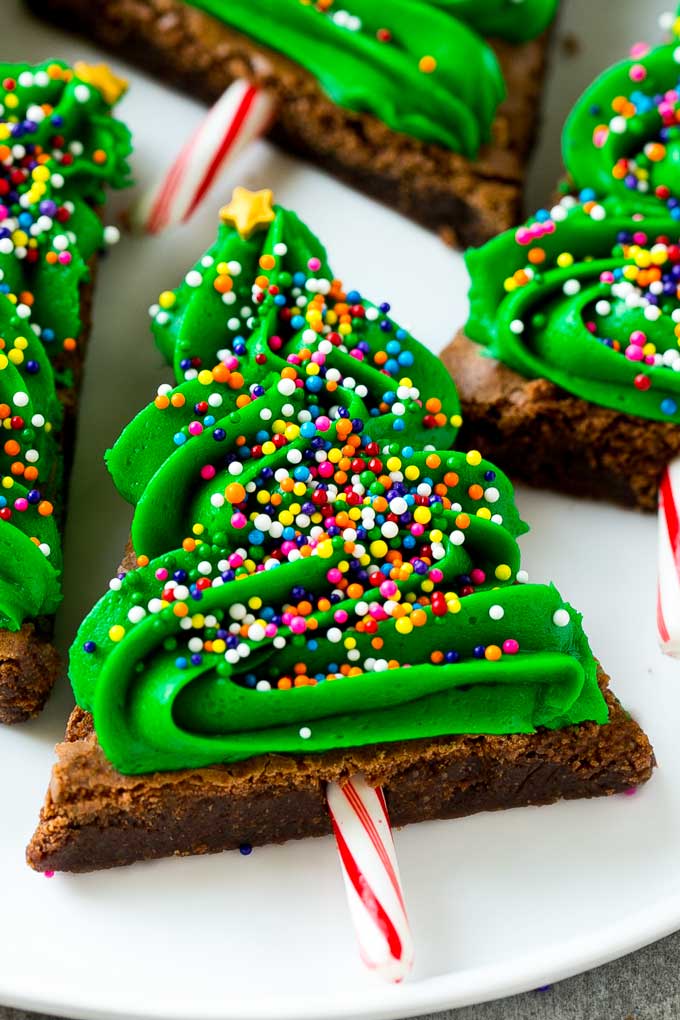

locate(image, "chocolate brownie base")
[[26, 0, 552, 247], [27, 666, 654, 873], [443, 334, 680, 512], [0, 264, 97, 725]]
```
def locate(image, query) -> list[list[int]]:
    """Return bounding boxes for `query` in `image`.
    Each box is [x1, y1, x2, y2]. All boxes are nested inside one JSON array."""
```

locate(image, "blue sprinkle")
[[175, 657, 188, 669], [83, 641, 97, 654], [661, 398, 678, 416], [173, 432, 187, 446], [239, 843, 253, 856]]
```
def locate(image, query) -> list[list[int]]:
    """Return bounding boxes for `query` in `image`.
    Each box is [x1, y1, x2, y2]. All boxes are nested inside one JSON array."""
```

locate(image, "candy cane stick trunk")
[[658, 459, 680, 656], [131, 80, 276, 233], [326, 775, 414, 982]]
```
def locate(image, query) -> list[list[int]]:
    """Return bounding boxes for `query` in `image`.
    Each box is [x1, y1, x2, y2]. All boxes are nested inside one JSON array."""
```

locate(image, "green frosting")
[[0, 62, 131, 630], [70, 194, 606, 775], [564, 11, 680, 216], [466, 201, 680, 425], [183, 0, 558, 156]]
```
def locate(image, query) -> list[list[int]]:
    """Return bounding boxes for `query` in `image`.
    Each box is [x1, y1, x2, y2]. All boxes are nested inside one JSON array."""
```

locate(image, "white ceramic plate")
[[1, 1, 679, 1017]]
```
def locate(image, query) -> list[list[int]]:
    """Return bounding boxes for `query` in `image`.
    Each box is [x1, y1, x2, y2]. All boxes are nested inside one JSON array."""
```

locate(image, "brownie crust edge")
[[443, 334, 680, 511], [27, 665, 654, 873]]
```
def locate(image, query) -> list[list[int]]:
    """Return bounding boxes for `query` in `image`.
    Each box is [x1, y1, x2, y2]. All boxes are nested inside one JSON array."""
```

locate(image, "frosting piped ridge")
[[70, 190, 607, 774]]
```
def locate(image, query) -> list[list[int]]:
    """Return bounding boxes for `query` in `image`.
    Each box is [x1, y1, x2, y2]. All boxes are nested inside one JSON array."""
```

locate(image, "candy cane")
[[131, 80, 276, 234], [658, 458, 680, 656], [326, 775, 414, 982]]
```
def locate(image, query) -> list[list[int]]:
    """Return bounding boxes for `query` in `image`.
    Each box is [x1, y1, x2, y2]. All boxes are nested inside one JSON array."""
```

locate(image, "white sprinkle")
[[299, 726, 312, 740], [185, 270, 202, 288], [489, 604, 504, 621], [553, 608, 570, 627]]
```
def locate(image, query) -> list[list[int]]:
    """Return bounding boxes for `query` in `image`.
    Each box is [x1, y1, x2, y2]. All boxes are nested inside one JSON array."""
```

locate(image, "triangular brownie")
[[0, 61, 130, 722], [29, 189, 653, 872]]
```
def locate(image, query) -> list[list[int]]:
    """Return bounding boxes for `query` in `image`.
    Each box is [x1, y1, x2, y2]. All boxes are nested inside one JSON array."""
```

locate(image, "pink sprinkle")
[[316, 415, 331, 432], [630, 42, 650, 59], [593, 128, 608, 148], [470, 568, 486, 585], [224, 355, 239, 370], [264, 623, 277, 637], [58, 251, 72, 264], [290, 616, 306, 634], [269, 335, 283, 351], [624, 786, 637, 796], [630, 330, 646, 346], [429, 568, 443, 583], [379, 580, 398, 598], [307, 257, 321, 271], [155, 567, 168, 581], [629, 63, 647, 82], [44, 870, 55, 878], [327, 567, 342, 584], [311, 352, 325, 365], [633, 231, 648, 244], [502, 639, 519, 655], [600, 271, 615, 283], [188, 421, 203, 436], [334, 609, 349, 624], [410, 523, 425, 537], [200, 464, 216, 480], [318, 461, 334, 478], [231, 513, 247, 529], [625, 346, 644, 362], [515, 227, 532, 245], [229, 552, 244, 568], [14, 497, 28, 511]]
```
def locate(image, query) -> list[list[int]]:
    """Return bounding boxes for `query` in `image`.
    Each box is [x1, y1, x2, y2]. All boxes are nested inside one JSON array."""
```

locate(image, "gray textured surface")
[[2, 929, 680, 1020]]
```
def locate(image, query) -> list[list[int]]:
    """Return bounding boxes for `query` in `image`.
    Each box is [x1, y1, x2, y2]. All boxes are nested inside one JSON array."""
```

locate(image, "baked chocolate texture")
[[25, 0, 551, 247], [28, 664, 654, 873], [444, 334, 680, 512], [0, 266, 97, 725]]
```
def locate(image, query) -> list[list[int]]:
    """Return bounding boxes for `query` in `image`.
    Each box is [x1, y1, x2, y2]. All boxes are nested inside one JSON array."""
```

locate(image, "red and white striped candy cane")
[[131, 80, 276, 234], [658, 459, 680, 656], [326, 775, 414, 982]]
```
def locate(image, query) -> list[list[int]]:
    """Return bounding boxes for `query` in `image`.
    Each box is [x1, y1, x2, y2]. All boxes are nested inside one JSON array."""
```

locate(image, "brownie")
[[443, 334, 680, 512], [27, 663, 653, 873], [25, 0, 553, 247], [0, 264, 98, 725]]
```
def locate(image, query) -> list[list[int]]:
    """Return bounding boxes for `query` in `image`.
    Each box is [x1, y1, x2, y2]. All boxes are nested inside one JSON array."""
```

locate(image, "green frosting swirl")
[[0, 61, 131, 629], [70, 195, 606, 775], [466, 197, 680, 423], [184, 0, 558, 156], [564, 12, 680, 216]]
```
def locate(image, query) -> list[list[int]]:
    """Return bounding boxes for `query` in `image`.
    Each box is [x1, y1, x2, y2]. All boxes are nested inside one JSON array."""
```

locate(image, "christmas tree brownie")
[[0, 61, 130, 722], [25, 0, 558, 246], [445, 10, 680, 510], [29, 189, 653, 873]]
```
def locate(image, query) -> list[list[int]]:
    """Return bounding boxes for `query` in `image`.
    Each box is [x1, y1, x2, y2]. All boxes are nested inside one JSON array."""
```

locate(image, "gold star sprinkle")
[[220, 187, 275, 240], [73, 63, 128, 105]]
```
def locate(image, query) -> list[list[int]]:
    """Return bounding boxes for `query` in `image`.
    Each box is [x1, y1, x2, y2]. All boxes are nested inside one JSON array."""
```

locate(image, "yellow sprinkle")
[[109, 624, 126, 642], [466, 450, 482, 466], [495, 564, 512, 581]]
